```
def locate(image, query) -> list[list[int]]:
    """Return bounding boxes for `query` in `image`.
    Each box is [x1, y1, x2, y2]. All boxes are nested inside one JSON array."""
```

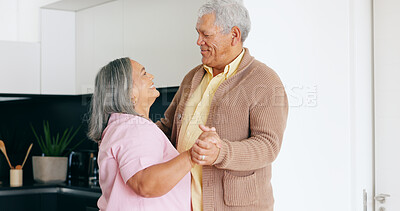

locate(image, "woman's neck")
[[135, 104, 150, 119]]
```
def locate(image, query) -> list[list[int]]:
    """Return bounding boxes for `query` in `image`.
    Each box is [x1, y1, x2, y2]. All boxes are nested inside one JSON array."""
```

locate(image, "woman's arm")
[[126, 150, 193, 198]]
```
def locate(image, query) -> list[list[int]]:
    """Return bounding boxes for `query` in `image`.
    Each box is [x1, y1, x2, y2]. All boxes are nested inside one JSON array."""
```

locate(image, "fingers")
[[208, 137, 221, 148], [191, 139, 220, 165], [195, 138, 213, 149], [199, 124, 216, 132], [198, 125, 221, 148], [189, 125, 221, 166], [190, 147, 206, 165], [191, 140, 208, 157], [197, 133, 222, 149]]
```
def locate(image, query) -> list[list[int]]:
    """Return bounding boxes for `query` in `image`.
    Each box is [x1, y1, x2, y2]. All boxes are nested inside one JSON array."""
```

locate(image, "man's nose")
[[197, 35, 204, 46]]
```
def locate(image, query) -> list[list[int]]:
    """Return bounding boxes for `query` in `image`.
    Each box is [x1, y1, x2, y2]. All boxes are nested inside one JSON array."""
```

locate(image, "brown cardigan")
[[156, 48, 288, 211]]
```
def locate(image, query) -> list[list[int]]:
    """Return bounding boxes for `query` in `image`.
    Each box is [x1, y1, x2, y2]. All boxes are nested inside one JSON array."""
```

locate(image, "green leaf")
[[30, 121, 84, 157]]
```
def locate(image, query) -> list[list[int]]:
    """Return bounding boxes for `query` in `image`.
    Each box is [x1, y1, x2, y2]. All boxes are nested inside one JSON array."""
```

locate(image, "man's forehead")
[[196, 16, 219, 32]]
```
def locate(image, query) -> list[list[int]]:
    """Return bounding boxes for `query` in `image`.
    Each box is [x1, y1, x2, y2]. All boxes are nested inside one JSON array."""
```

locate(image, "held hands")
[[190, 124, 222, 166]]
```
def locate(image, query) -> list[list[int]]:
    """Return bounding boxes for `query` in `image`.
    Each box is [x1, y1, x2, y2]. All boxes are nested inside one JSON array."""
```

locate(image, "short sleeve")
[[110, 124, 164, 184]]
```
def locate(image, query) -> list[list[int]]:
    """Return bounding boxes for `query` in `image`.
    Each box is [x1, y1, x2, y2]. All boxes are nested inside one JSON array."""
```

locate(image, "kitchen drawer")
[[0, 193, 57, 211]]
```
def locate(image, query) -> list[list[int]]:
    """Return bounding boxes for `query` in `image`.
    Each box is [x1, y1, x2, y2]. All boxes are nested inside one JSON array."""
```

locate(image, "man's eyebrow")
[[141, 67, 145, 73]]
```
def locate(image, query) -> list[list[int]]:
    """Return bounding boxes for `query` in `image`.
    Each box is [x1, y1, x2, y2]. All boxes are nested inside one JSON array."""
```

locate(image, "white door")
[[374, 0, 400, 210]]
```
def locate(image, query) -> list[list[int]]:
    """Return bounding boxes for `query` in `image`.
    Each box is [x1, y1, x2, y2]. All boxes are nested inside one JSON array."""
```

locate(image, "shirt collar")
[[203, 48, 245, 78]]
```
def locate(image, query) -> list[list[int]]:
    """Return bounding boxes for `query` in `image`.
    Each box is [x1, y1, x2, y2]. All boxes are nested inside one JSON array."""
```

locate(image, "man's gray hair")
[[87, 57, 139, 142], [198, 0, 251, 42]]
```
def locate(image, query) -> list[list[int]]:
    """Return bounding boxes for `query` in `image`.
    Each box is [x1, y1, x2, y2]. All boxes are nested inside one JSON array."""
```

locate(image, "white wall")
[[244, 0, 373, 210], [374, 0, 400, 209]]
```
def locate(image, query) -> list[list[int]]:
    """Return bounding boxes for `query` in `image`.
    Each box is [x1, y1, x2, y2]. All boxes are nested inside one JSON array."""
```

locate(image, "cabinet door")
[[41, 9, 76, 95], [57, 193, 99, 211], [0, 41, 40, 94], [0, 193, 56, 211], [76, 0, 123, 95]]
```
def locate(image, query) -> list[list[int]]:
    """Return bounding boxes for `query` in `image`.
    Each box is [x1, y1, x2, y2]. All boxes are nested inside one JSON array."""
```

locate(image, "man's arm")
[[192, 85, 288, 171]]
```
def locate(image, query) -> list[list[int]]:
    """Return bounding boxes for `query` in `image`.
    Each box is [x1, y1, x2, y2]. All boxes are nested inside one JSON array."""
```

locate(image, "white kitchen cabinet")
[[0, 41, 40, 94], [0, 0, 215, 94], [0, 0, 18, 41], [41, 9, 76, 95], [0, 0, 60, 42], [40, 0, 123, 95], [75, 0, 124, 94], [121, 0, 203, 88], [75, 0, 204, 92]]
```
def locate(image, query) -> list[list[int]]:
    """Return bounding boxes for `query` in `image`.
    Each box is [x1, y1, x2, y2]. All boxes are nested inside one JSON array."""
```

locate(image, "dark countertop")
[[0, 180, 101, 198]]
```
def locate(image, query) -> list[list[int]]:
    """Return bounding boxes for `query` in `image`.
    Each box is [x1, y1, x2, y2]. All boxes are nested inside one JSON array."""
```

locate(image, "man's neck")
[[212, 47, 243, 76]]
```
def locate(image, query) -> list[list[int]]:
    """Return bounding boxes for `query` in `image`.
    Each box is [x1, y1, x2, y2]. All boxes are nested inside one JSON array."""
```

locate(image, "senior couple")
[[87, 0, 288, 210]]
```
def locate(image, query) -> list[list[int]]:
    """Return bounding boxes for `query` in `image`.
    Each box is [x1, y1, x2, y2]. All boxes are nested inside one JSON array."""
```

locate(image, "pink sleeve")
[[111, 125, 164, 183]]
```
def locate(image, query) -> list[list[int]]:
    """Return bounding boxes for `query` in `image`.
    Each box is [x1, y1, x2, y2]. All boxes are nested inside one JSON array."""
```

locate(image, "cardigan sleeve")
[[213, 77, 289, 171], [156, 85, 183, 145]]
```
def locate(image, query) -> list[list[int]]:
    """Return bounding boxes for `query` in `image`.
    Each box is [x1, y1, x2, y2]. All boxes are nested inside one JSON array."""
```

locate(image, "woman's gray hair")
[[198, 0, 251, 42], [87, 57, 139, 142]]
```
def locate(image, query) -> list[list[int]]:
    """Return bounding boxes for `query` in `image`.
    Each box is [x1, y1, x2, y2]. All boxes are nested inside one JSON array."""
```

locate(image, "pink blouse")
[[97, 113, 191, 211]]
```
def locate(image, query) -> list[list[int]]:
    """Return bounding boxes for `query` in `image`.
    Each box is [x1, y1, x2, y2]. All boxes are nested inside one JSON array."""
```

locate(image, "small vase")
[[32, 156, 68, 183]]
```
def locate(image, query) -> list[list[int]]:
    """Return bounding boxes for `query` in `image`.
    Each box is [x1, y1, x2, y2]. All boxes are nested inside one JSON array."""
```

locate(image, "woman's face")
[[131, 59, 160, 107]]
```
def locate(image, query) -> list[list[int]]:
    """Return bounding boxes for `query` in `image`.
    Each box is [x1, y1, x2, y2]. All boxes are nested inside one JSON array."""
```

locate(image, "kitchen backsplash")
[[0, 86, 178, 185]]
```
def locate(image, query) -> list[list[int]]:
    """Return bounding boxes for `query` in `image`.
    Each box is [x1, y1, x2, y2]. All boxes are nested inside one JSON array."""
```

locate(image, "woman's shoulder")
[[101, 113, 168, 148], [102, 114, 155, 139], [107, 113, 151, 128]]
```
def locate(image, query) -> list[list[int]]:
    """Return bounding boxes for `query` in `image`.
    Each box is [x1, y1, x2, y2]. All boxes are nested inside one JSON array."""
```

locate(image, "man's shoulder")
[[180, 64, 203, 84], [247, 58, 283, 84], [186, 64, 203, 77]]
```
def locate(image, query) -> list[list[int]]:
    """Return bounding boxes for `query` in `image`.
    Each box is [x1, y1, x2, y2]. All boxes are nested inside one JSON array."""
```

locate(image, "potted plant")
[[30, 121, 83, 183]]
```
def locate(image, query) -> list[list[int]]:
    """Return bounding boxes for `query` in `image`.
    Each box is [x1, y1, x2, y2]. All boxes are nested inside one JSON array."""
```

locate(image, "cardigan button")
[[177, 113, 182, 120]]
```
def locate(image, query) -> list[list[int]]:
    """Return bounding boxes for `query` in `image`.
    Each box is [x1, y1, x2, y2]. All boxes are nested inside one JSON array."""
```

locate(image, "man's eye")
[[144, 72, 147, 75]]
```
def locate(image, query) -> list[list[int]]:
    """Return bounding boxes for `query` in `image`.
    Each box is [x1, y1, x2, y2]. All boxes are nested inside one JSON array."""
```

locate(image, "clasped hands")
[[189, 124, 222, 166]]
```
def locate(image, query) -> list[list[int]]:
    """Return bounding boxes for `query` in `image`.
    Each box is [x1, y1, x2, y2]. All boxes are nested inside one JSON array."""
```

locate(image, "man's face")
[[196, 13, 233, 70]]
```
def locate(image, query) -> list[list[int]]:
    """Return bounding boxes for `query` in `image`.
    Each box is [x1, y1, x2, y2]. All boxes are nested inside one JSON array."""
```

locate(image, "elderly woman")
[[88, 57, 192, 210]]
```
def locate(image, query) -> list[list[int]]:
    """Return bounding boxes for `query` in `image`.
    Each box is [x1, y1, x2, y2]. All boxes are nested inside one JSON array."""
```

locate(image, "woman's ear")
[[131, 96, 137, 105]]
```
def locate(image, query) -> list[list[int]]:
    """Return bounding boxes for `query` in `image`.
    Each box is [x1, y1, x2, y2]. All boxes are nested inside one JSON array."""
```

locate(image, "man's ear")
[[231, 26, 242, 46]]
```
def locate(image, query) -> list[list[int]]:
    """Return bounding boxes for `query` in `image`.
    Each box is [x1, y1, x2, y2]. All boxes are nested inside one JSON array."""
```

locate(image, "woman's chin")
[[149, 93, 160, 106], [152, 89, 160, 99]]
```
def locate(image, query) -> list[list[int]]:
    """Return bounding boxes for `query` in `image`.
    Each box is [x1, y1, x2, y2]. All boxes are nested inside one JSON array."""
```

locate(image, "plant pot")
[[32, 156, 68, 184]]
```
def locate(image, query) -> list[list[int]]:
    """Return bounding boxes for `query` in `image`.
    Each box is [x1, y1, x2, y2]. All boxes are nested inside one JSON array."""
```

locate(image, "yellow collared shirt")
[[177, 49, 245, 211]]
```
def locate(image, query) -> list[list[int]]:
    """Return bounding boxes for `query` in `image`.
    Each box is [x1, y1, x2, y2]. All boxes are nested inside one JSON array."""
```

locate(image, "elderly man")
[[156, 0, 288, 210]]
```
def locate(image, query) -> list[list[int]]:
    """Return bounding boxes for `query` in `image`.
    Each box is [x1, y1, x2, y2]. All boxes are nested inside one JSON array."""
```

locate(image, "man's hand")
[[191, 124, 222, 165]]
